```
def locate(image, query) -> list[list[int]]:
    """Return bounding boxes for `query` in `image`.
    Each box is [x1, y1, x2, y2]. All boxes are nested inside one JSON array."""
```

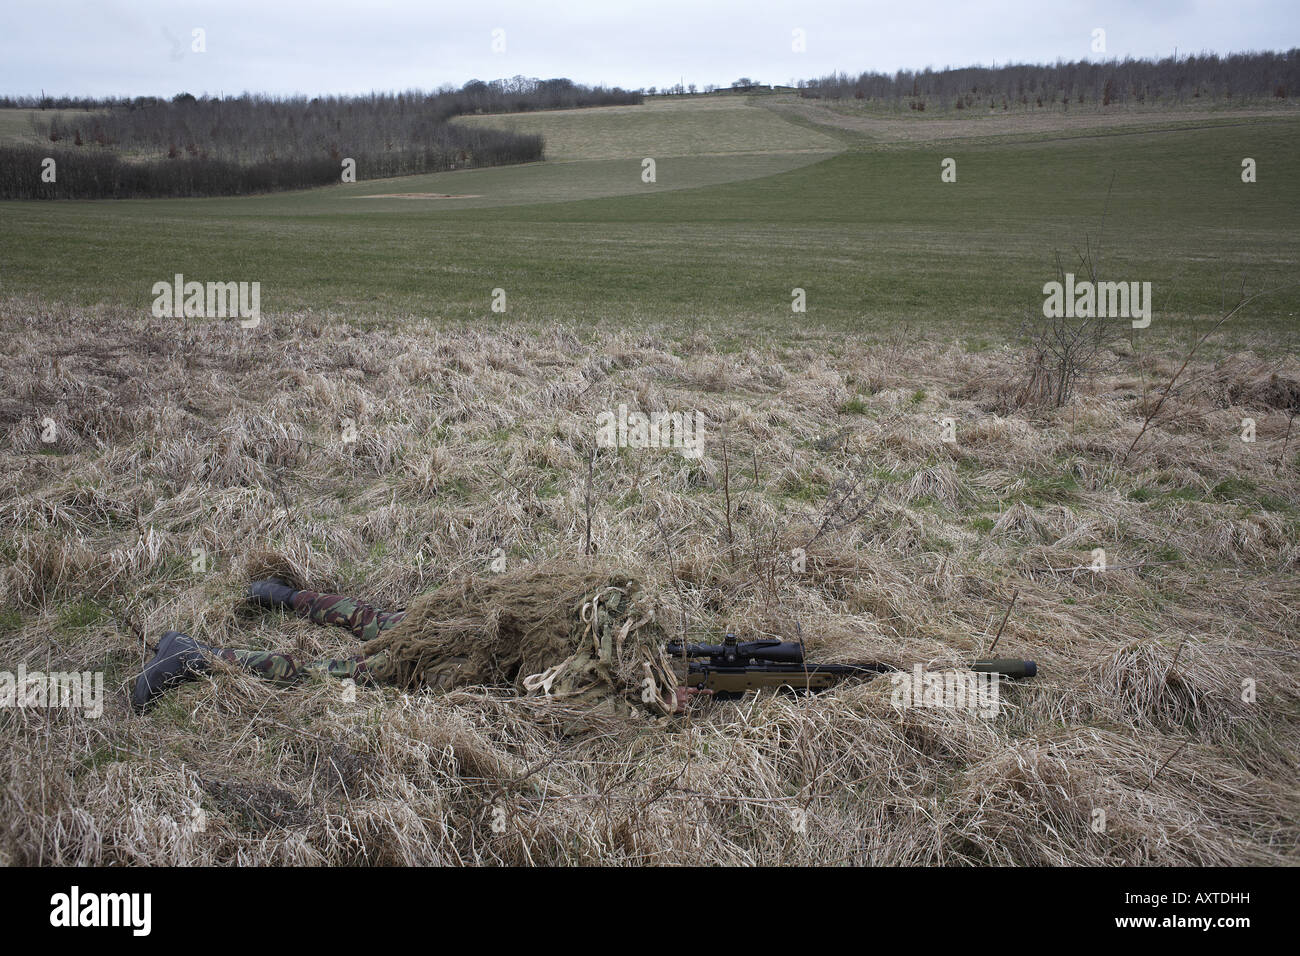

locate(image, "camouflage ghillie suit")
[[223, 566, 677, 719], [358, 563, 678, 716], [222, 589, 402, 684], [169, 562, 681, 734]]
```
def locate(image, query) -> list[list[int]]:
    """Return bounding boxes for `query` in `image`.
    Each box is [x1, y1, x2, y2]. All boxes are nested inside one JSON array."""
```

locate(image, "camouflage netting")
[[364, 559, 678, 719]]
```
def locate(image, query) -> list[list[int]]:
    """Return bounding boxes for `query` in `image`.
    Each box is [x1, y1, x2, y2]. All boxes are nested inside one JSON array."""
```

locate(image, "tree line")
[[0, 76, 641, 115], [0, 77, 639, 199], [799, 49, 1298, 110]]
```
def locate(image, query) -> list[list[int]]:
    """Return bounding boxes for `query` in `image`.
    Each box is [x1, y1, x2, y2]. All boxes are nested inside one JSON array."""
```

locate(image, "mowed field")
[[1, 95, 1298, 866]]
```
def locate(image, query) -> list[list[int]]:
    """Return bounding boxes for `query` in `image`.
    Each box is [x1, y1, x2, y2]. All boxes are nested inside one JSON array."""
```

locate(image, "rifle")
[[664, 634, 1036, 711]]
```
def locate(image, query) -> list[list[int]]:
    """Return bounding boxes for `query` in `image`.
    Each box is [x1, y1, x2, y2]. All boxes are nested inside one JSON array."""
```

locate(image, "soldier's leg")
[[133, 630, 396, 710], [219, 648, 388, 685], [288, 590, 405, 643]]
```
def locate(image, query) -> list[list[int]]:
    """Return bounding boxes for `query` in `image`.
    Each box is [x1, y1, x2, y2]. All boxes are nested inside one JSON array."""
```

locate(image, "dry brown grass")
[[1, 295, 1296, 866]]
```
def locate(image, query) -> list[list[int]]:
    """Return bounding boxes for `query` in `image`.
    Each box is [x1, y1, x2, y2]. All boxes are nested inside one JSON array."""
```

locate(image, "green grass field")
[[2, 96, 1296, 344]]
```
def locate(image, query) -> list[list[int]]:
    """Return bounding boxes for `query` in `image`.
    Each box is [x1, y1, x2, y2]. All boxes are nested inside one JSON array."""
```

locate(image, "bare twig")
[[1122, 285, 1277, 463], [721, 430, 734, 559], [653, 502, 689, 642], [988, 588, 1020, 655], [583, 447, 595, 556], [1142, 741, 1189, 792], [1276, 409, 1296, 476]]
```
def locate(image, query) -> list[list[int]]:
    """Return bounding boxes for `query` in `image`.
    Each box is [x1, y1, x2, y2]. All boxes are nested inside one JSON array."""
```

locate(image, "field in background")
[[453, 94, 841, 159], [1, 95, 1297, 339], [765, 93, 1300, 146], [1, 93, 1298, 865], [0, 109, 97, 144]]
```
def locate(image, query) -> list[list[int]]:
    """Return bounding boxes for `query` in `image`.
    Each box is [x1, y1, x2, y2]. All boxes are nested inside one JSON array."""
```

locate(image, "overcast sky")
[[3, 0, 1297, 98]]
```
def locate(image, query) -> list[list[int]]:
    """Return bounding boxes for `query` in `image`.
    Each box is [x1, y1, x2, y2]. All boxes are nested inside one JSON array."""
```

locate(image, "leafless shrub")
[[1016, 238, 1126, 409]]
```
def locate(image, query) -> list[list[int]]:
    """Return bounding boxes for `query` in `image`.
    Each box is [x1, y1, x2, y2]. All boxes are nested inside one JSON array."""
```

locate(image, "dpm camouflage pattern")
[[220, 588, 403, 684], [218, 647, 386, 684], [291, 588, 405, 642]]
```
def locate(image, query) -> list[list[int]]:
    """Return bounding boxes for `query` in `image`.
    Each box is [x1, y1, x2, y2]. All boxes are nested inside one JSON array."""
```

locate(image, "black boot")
[[248, 578, 299, 610], [131, 631, 216, 711]]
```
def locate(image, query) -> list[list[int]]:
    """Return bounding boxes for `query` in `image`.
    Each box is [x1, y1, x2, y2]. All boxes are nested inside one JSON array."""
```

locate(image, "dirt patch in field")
[[355, 192, 482, 199]]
